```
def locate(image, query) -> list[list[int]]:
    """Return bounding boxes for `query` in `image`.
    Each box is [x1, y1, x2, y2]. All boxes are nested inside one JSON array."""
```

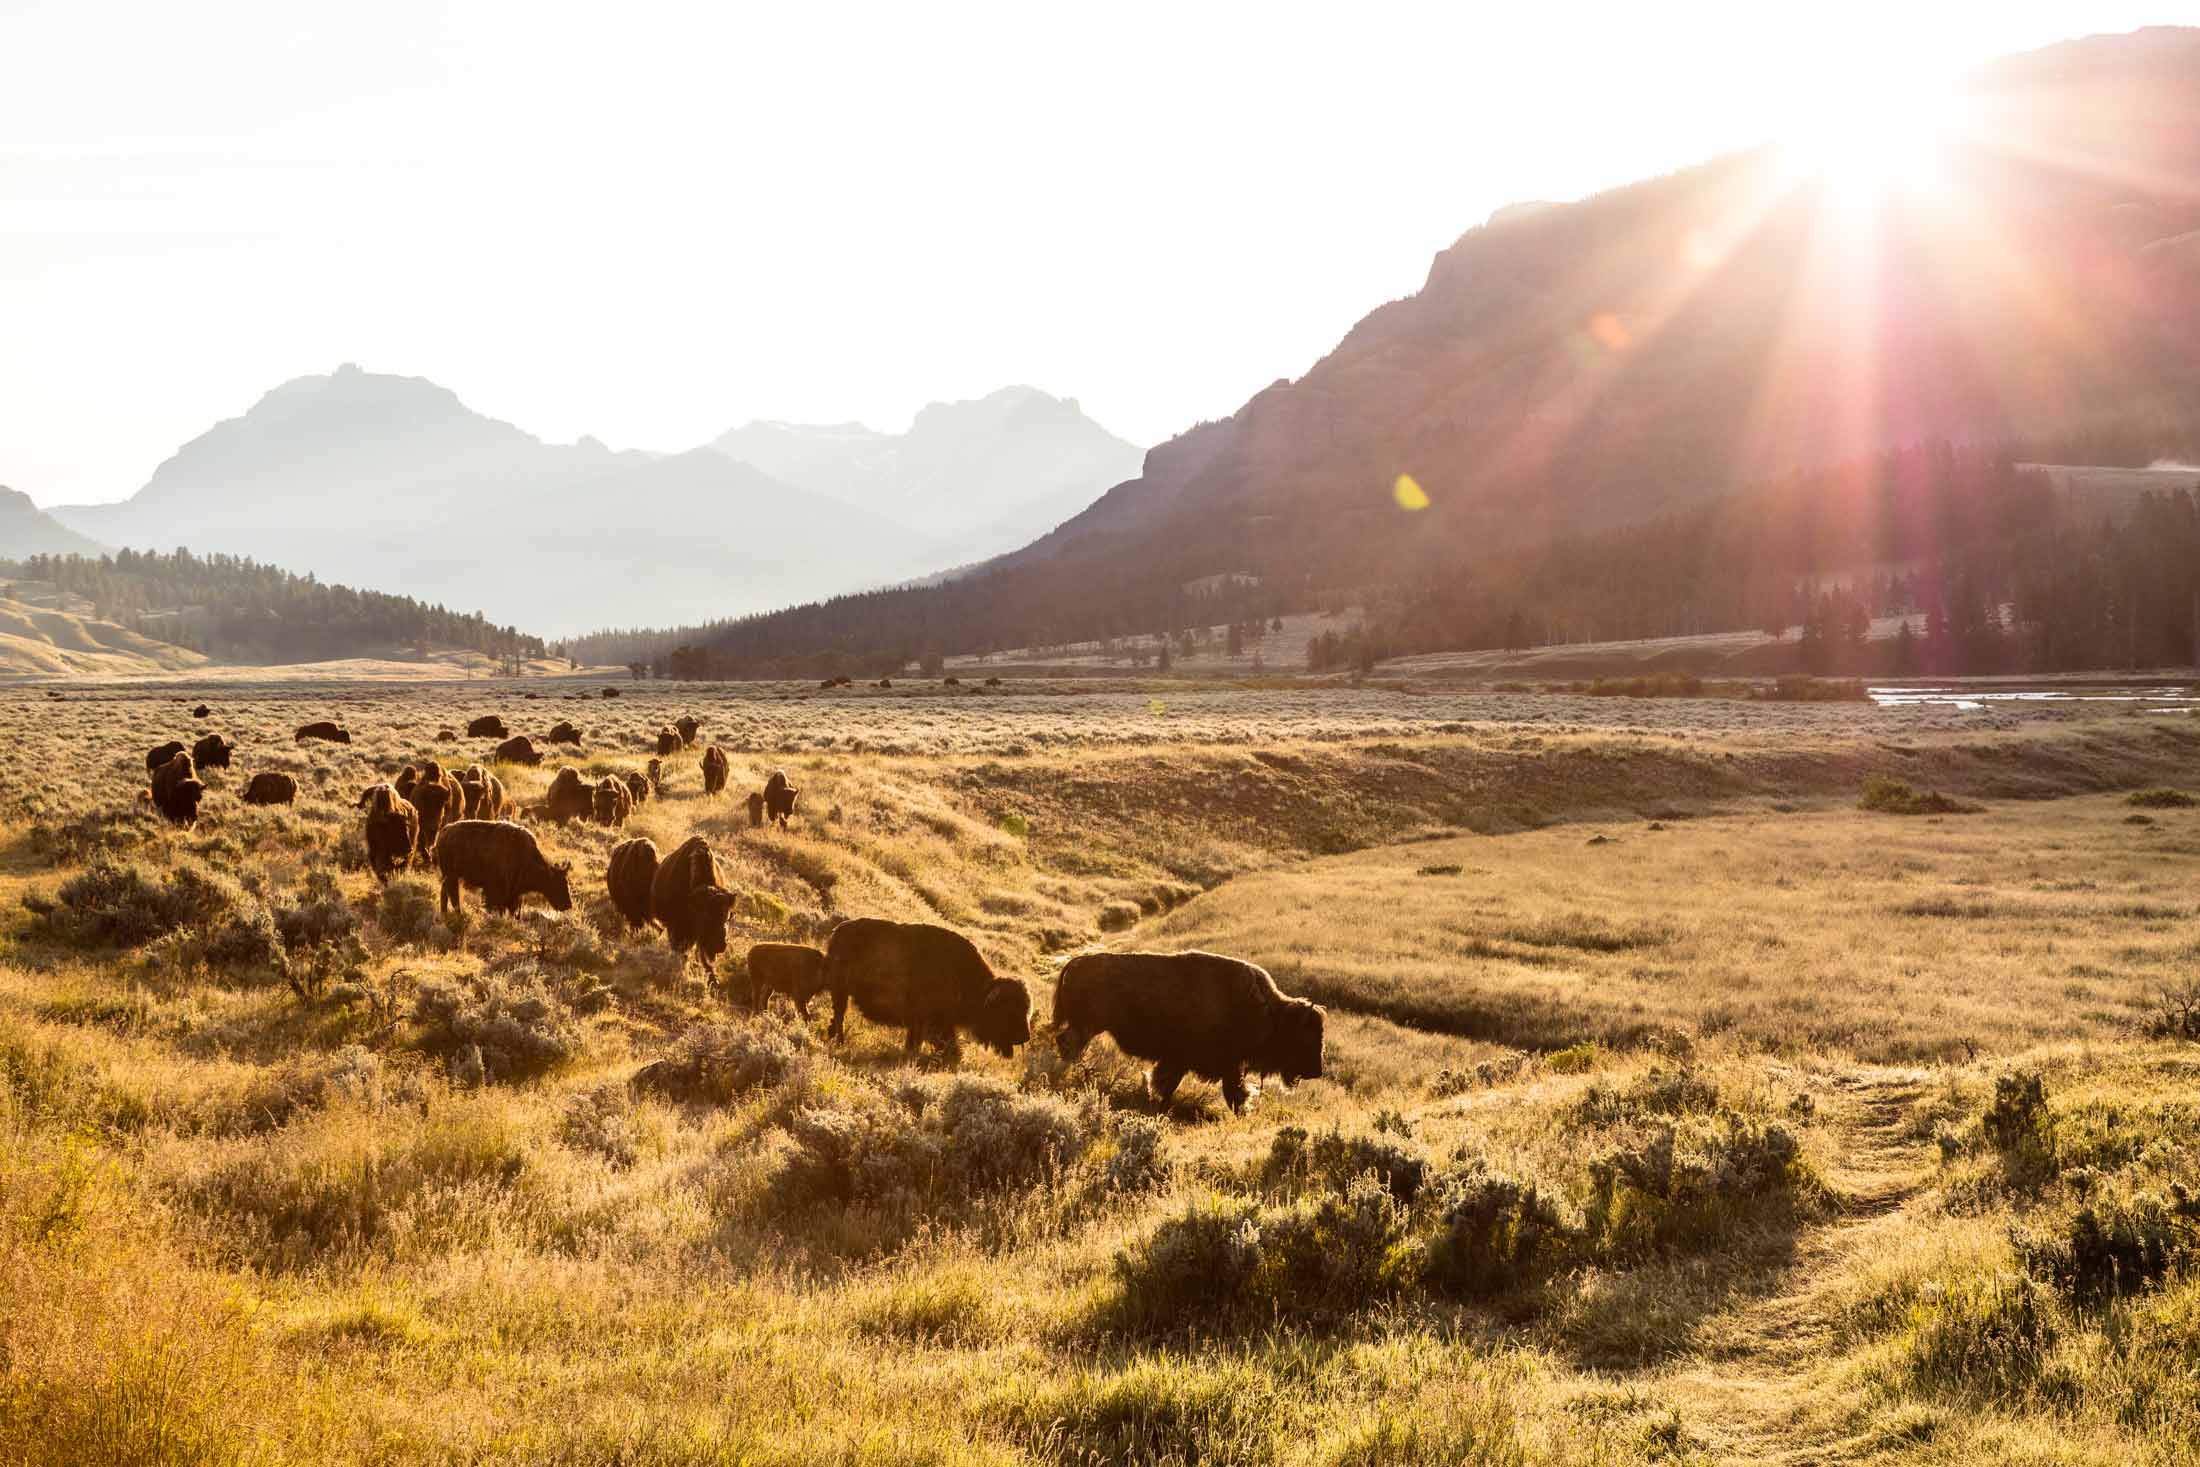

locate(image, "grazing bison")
[[191, 703, 211, 718], [944, 676, 960, 686], [592, 776, 632, 827], [762, 769, 798, 827], [675, 714, 701, 747], [651, 835, 739, 963], [492, 734, 542, 766], [1051, 950, 1325, 1114], [539, 766, 595, 823], [433, 820, 573, 915], [241, 771, 297, 805], [746, 791, 765, 828], [624, 770, 652, 806], [459, 765, 510, 821], [191, 733, 235, 770], [146, 740, 187, 774], [467, 715, 509, 739], [605, 837, 660, 930], [547, 720, 582, 746], [817, 678, 836, 690], [295, 721, 351, 744], [876, 678, 891, 689], [602, 687, 620, 698], [148, 752, 206, 825], [820, 918, 1031, 1058], [984, 676, 1002, 687], [410, 762, 464, 862], [363, 785, 419, 879], [654, 724, 681, 758], [745, 942, 828, 1016], [646, 758, 664, 794], [701, 745, 729, 795]]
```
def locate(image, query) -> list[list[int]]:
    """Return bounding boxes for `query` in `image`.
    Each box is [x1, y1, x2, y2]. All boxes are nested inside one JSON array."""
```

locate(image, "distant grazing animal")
[[762, 769, 798, 827], [624, 770, 651, 806], [602, 687, 620, 698], [539, 766, 595, 823], [547, 720, 582, 746], [650, 835, 739, 963], [191, 733, 234, 771], [701, 745, 729, 795], [241, 771, 297, 806], [746, 791, 765, 828], [146, 740, 187, 774], [410, 761, 464, 861], [876, 678, 891, 689], [147, 751, 206, 825], [191, 704, 211, 718], [821, 919, 1031, 1057], [818, 678, 836, 690], [646, 758, 664, 794], [944, 676, 960, 686], [433, 820, 573, 915], [1051, 950, 1325, 1114], [675, 714, 701, 747], [984, 676, 1002, 687], [605, 837, 659, 930], [654, 724, 681, 758], [363, 786, 418, 880], [744, 942, 828, 1016], [492, 735, 542, 766], [437, 728, 457, 742], [592, 776, 632, 827], [467, 715, 509, 739], [295, 721, 351, 744]]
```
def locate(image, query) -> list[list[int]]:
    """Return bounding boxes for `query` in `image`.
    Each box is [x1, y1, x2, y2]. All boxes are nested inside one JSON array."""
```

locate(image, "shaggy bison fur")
[[409, 761, 464, 862], [148, 752, 206, 825], [701, 745, 729, 795], [744, 942, 828, 1016], [467, 715, 509, 739], [241, 771, 296, 806], [820, 918, 1031, 1058], [654, 724, 681, 758], [433, 820, 573, 915], [604, 837, 659, 930], [762, 769, 798, 827], [363, 785, 419, 879], [459, 765, 510, 821], [1052, 950, 1325, 1113], [624, 770, 651, 806], [294, 721, 350, 744], [146, 740, 187, 773], [592, 776, 631, 827], [746, 791, 765, 827], [492, 735, 542, 766], [547, 720, 582, 746], [192, 703, 211, 718], [650, 835, 739, 964], [675, 714, 701, 747], [191, 733, 235, 770], [539, 766, 595, 823]]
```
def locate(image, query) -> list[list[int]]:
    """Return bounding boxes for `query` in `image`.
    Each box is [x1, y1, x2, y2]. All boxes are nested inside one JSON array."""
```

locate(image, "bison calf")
[[744, 942, 828, 1017], [701, 745, 729, 795], [1052, 950, 1324, 1114], [433, 820, 573, 915], [821, 918, 1030, 1058]]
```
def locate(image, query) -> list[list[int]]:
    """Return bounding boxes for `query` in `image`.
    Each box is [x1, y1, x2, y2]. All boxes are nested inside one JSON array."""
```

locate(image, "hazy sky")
[[3, 1, 2189, 506]]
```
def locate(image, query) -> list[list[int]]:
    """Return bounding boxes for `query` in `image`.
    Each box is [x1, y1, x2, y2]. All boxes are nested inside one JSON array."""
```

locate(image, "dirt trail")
[[1666, 1068, 1940, 1464]]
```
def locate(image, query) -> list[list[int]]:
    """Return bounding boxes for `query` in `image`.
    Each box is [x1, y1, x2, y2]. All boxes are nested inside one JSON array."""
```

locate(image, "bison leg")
[[1221, 1068, 1251, 1114], [933, 1021, 962, 1061], [439, 873, 461, 914], [903, 1023, 925, 1055], [1053, 1025, 1091, 1064], [1150, 1062, 1186, 1105], [828, 990, 850, 1042]]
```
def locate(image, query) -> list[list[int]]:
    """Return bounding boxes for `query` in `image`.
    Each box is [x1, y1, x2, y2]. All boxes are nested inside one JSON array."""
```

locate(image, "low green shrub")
[[410, 969, 578, 1082], [2126, 788, 2197, 809], [1860, 777, 1981, 816]]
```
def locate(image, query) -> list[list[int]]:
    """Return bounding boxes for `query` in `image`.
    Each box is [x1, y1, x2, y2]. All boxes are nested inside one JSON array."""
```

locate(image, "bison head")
[[974, 977, 1034, 1057], [1263, 999, 1326, 1087], [166, 779, 207, 824], [192, 735, 233, 769], [544, 860, 575, 912], [332, 728, 352, 744], [692, 886, 739, 961]]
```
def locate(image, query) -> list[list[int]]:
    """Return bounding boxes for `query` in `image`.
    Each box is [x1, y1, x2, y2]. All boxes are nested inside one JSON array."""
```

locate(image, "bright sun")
[[1776, 75, 1966, 206]]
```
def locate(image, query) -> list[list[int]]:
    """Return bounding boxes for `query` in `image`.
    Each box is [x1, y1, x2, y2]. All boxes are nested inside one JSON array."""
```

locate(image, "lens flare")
[[1393, 474, 1430, 511]]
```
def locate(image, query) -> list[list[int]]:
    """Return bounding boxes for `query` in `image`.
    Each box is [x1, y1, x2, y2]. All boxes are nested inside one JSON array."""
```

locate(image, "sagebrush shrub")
[[2014, 1185, 2200, 1304], [1261, 1124, 1429, 1203], [560, 1085, 641, 1168], [1422, 1165, 1572, 1297], [410, 969, 577, 1082], [632, 1013, 817, 1104], [377, 877, 439, 946]]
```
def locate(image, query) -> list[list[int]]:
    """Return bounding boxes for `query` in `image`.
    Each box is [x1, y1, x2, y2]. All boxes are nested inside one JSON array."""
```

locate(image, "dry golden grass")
[[1, 678, 2197, 1465]]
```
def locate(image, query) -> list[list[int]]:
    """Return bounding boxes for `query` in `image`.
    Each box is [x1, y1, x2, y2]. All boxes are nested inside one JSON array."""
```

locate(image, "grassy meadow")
[[2, 677, 2198, 1464]]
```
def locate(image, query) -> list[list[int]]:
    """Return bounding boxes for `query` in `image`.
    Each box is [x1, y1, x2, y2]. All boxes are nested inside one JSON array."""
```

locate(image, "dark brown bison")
[[241, 771, 297, 805], [394, 764, 419, 802], [654, 724, 681, 758], [467, 715, 509, 739], [675, 714, 701, 747], [984, 676, 1002, 687], [624, 770, 651, 806], [410, 761, 464, 861], [538, 766, 595, 823], [650, 835, 739, 963], [295, 721, 350, 744], [762, 769, 798, 827], [592, 776, 631, 827], [875, 678, 891, 689], [605, 837, 659, 930], [433, 820, 573, 915], [745, 942, 828, 1016], [146, 740, 188, 774], [818, 678, 836, 690], [492, 735, 542, 766], [437, 728, 458, 742], [191, 733, 235, 770], [547, 720, 582, 746], [459, 765, 510, 821], [1051, 950, 1325, 1113], [820, 918, 1031, 1058], [943, 676, 960, 686], [363, 785, 419, 879], [645, 758, 663, 794], [746, 791, 765, 828], [701, 745, 729, 795], [148, 751, 206, 825], [191, 703, 211, 718], [601, 687, 620, 698]]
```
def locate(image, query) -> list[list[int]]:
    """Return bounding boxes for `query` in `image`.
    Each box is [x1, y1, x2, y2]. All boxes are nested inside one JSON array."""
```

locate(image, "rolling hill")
[[0, 487, 107, 559]]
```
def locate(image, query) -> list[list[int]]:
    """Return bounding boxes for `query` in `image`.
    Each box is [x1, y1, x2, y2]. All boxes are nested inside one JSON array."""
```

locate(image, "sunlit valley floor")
[[3, 679, 2198, 1465]]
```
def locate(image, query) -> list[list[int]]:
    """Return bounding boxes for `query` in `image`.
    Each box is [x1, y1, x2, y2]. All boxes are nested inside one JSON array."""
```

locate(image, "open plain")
[[3, 677, 2199, 1465]]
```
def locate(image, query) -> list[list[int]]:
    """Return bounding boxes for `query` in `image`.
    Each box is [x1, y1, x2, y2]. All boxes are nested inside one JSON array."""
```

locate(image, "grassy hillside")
[[2, 684, 2198, 1463], [0, 593, 207, 676]]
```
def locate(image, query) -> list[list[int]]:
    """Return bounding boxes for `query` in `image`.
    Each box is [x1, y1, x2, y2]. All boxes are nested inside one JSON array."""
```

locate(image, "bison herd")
[[121, 697, 1325, 1114]]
